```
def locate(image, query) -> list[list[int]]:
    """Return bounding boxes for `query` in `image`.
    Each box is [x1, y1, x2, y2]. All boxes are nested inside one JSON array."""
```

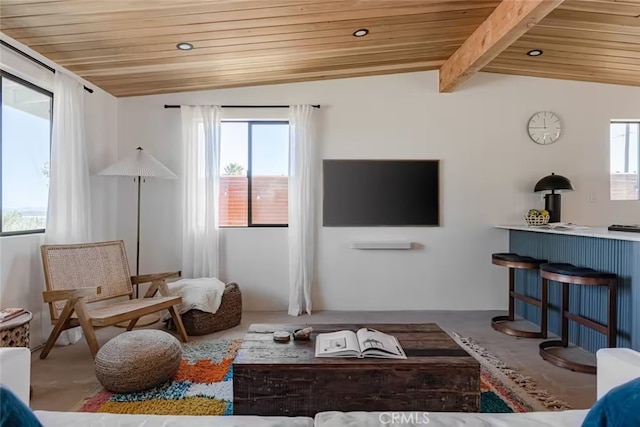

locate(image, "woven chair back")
[[41, 240, 134, 319]]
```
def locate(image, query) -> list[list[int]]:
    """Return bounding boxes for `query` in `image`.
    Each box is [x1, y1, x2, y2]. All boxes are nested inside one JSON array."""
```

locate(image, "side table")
[[0, 311, 33, 348]]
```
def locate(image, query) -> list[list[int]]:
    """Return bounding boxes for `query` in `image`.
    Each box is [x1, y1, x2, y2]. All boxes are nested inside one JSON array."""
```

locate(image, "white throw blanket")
[[162, 277, 226, 320]]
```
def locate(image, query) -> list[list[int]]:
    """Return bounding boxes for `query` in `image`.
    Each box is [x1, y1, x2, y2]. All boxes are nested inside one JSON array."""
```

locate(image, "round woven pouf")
[[94, 330, 182, 393]]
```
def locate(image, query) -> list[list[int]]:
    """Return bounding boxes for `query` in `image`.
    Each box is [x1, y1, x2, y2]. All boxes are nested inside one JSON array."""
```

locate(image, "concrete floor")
[[30, 310, 596, 412]]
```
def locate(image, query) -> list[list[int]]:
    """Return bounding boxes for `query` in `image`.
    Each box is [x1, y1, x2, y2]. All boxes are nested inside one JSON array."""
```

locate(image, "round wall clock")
[[528, 111, 562, 145]]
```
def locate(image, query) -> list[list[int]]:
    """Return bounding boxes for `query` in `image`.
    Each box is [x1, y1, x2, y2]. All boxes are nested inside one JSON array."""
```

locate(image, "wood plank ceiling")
[[1, 0, 639, 97]]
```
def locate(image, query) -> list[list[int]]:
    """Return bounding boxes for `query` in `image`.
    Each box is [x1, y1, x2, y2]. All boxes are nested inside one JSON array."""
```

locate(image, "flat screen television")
[[323, 159, 440, 226]]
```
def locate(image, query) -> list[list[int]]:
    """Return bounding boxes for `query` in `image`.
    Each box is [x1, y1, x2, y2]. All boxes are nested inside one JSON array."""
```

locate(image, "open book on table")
[[533, 222, 589, 231], [315, 328, 407, 359]]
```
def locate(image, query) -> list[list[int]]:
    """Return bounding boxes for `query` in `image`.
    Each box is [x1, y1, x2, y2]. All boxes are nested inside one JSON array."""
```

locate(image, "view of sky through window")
[[220, 121, 288, 176], [251, 123, 289, 176], [221, 122, 248, 176], [1, 75, 52, 233]]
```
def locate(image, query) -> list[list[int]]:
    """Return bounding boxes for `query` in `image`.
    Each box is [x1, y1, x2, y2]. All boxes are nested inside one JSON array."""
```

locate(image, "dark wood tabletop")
[[234, 323, 476, 365], [233, 323, 480, 416]]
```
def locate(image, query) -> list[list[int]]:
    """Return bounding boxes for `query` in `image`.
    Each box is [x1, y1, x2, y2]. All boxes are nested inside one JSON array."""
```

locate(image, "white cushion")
[[35, 412, 314, 427], [315, 411, 588, 427], [596, 348, 640, 399], [0, 347, 31, 405]]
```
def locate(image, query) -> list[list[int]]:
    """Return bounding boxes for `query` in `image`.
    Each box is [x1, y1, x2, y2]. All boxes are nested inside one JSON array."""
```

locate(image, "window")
[[610, 121, 639, 201], [220, 121, 289, 227], [1, 71, 53, 235]]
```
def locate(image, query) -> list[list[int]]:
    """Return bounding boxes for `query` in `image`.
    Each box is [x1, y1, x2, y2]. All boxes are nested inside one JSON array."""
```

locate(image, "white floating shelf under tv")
[[350, 241, 413, 250]]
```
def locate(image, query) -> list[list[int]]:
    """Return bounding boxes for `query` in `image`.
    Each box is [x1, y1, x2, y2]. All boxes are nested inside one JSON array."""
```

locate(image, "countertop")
[[495, 224, 640, 242]]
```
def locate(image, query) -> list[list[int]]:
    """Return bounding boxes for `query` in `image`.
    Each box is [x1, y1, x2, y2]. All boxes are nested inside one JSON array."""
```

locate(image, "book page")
[[356, 328, 404, 356], [315, 330, 360, 357], [534, 223, 589, 230], [551, 223, 589, 230]]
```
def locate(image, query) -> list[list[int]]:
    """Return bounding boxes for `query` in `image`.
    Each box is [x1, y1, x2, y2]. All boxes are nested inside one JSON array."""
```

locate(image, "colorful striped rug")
[[78, 339, 240, 415], [77, 335, 570, 415]]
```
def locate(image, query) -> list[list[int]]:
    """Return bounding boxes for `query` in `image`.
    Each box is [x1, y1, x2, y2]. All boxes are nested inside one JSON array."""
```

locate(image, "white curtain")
[[288, 105, 317, 316], [180, 106, 221, 278], [44, 71, 92, 345], [45, 72, 91, 244]]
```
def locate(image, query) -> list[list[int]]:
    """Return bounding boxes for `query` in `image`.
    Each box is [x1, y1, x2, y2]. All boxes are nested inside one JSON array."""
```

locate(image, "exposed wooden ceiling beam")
[[439, 0, 565, 92]]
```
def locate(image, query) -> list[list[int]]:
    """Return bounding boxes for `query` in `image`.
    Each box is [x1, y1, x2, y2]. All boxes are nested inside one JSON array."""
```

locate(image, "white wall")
[[118, 71, 640, 312], [0, 34, 119, 346]]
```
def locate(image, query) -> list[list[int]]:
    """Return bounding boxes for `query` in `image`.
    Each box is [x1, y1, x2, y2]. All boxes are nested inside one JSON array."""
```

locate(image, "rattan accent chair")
[[40, 240, 188, 359]]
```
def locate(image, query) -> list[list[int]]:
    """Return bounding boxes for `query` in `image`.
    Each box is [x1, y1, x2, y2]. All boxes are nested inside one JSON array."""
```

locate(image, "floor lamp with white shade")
[[98, 147, 176, 324]]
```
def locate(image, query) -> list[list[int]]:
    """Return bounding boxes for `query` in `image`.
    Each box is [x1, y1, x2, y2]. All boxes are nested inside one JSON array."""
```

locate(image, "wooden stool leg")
[[540, 269, 615, 375], [608, 284, 617, 348], [508, 267, 515, 321], [492, 264, 546, 339], [541, 278, 548, 339], [561, 282, 569, 348]]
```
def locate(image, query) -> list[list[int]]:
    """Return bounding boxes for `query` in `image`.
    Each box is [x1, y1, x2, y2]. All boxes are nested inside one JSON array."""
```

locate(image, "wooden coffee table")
[[233, 323, 479, 416]]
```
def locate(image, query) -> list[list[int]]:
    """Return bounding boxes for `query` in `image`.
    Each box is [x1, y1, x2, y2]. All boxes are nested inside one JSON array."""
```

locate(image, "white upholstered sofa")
[[1, 347, 639, 427]]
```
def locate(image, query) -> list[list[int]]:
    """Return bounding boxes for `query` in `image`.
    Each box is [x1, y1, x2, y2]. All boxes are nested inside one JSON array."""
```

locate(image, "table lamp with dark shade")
[[534, 173, 574, 223]]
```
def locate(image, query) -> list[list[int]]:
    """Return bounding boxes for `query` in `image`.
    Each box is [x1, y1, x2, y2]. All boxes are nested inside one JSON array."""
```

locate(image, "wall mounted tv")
[[323, 159, 440, 226]]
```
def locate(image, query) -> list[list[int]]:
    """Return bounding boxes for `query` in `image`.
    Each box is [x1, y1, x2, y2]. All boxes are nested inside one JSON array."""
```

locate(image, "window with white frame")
[[610, 121, 639, 201], [1, 71, 53, 235], [220, 121, 289, 227]]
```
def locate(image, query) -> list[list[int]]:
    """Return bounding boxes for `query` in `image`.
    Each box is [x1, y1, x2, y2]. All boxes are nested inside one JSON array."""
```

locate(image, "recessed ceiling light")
[[176, 42, 194, 51], [527, 49, 543, 57], [352, 29, 369, 37]]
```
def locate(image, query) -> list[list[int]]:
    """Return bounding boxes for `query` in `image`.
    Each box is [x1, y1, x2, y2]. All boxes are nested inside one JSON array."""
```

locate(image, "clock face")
[[528, 111, 562, 145]]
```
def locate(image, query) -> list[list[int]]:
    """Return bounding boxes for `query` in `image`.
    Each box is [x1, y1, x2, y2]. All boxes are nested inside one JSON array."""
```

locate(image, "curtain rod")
[[164, 104, 320, 109], [1, 40, 94, 94]]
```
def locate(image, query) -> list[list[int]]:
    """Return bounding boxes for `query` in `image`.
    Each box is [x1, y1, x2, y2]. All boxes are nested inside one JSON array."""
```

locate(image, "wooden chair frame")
[[40, 241, 188, 359]]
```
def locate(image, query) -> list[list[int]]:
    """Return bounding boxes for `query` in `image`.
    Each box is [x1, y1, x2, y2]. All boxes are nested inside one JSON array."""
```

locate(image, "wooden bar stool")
[[491, 253, 548, 338], [539, 263, 617, 374]]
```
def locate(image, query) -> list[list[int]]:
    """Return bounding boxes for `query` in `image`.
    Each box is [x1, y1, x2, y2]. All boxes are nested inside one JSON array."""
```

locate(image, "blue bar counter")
[[496, 225, 640, 353]]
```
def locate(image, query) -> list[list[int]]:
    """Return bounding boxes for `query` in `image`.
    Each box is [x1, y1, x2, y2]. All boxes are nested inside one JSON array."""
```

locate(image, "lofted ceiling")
[[0, 0, 639, 97]]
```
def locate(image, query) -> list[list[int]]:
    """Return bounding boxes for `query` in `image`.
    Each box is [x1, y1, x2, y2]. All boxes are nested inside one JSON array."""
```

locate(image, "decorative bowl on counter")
[[525, 214, 550, 226]]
